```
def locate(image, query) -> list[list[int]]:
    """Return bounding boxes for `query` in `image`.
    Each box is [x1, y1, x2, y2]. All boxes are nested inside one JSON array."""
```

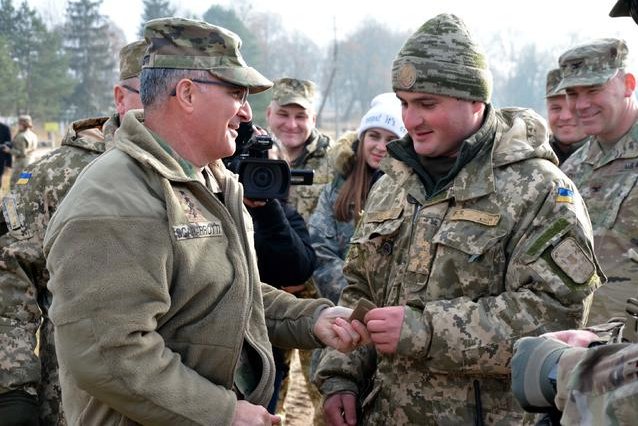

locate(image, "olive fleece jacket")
[[43, 110, 331, 425]]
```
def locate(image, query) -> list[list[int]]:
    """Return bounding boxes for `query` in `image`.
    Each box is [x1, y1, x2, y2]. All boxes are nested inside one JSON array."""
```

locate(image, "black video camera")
[[224, 121, 313, 199]]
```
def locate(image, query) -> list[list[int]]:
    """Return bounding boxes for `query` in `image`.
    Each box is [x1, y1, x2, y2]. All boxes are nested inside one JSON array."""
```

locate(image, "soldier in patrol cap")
[[42, 17, 362, 425], [314, 13, 601, 425], [7, 115, 38, 188], [267, 77, 333, 221], [0, 39, 146, 426], [545, 68, 589, 165], [557, 38, 638, 325], [266, 76, 334, 423]]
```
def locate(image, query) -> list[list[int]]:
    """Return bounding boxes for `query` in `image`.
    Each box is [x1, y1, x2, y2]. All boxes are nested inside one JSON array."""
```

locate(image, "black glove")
[[0, 389, 40, 425]]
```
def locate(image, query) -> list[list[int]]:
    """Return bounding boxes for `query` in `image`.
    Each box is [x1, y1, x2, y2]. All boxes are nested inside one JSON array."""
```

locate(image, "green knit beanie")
[[392, 13, 493, 102]]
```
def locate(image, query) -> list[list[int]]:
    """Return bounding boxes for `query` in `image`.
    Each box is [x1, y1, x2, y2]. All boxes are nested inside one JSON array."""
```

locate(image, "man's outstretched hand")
[[314, 306, 371, 353]]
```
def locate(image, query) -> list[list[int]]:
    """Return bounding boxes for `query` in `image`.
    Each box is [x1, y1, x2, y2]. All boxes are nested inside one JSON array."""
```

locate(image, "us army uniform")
[[558, 39, 638, 325], [0, 40, 146, 425], [314, 14, 601, 425]]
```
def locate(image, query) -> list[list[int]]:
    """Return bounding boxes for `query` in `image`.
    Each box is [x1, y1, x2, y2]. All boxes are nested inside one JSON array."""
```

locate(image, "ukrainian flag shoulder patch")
[[556, 187, 574, 204], [16, 172, 32, 185]]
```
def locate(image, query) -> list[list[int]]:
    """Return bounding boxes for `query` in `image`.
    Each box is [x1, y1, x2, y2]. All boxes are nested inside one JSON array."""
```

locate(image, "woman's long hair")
[[334, 132, 375, 223]]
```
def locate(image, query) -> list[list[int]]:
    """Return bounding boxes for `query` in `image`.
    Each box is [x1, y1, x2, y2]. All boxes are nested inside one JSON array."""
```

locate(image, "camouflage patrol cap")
[[18, 115, 32, 126], [545, 68, 565, 98], [609, 0, 631, 17], [271, 78, 317, 110], [556, 38, 628, 91], [391, 13, 492, 102], [119, 40, 147, 81], [142, 17, 272, 93]]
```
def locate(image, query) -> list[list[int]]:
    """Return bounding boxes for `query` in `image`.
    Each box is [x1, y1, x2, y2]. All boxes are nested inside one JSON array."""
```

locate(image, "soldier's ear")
[[623, 72, 636, 96], [114, 85, 126, 116]]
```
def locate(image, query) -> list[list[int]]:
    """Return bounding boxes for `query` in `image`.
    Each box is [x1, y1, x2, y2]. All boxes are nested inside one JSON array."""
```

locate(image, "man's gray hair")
[[140, 68, 210, 108]]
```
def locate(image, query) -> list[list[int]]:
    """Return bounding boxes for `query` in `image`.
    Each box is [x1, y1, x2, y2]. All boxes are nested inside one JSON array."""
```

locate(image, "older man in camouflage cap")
[[0, 39, 146, 426], [314, 13, 601, 425], [545, 68, 589, 165], [557, 38, 638, 326], [42, 17, 361, 426]]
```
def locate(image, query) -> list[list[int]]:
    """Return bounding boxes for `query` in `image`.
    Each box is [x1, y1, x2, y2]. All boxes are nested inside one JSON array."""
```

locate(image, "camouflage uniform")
[[0, 39, 146, 425], [557, 39, 638, 324], [0, 116, 114, 425], [554, 342, 638, 425], [314, 14, 601, 425], [9, 117, 38, 188]]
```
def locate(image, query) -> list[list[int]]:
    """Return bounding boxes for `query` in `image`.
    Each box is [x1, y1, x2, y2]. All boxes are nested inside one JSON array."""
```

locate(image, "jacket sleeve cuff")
[[555, 346, 587, 411], [396, 306, 432, 358], [319, 376, 359, 398]]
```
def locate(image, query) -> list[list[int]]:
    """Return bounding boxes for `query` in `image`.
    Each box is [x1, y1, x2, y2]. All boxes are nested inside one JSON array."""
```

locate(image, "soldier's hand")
[[323, 391, 358, 426], [232, 400, 280, 425], [541, 329, 599, 347], [364, 306, 405, 354], [314, 306, 367, 353]]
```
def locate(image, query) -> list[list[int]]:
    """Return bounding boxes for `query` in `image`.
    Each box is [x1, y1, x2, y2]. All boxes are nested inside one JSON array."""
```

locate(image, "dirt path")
[[281, 350, 315, 425]]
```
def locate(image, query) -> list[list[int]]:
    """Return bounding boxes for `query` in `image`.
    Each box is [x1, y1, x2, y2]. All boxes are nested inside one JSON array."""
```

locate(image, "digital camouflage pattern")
[[118, 40, 147, 81], [272, 78, 317, 111], [143, 17, 272, 93], [314, 107, 602, 424], [0, 115, 116, 425], [9, 128, 38, 188], [556, 342, 638, 425], [561, 121, 638, 324], [545, 68, 564, 98], [556, 38, 628, 92], [391, 13, 492, 102], [308, 132, 358, 304]]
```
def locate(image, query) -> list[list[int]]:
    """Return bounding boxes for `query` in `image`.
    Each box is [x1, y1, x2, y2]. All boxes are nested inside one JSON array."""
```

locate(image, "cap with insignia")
[[545, 68, 565, 98], [142, 17, 272, 94], [119, 40, 147, 81], [271, 78, 317, 110], [391, 13, 492, 103], [556, 38, 628, 92]]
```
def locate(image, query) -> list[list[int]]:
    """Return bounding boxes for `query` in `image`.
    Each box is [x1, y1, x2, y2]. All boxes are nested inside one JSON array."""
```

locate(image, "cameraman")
[[227, 104, 317, 413]]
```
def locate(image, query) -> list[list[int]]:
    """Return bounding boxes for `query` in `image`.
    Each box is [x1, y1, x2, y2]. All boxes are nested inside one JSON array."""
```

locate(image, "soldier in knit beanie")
[[315, 12, 599, 426], [392, 13, 492, 102]]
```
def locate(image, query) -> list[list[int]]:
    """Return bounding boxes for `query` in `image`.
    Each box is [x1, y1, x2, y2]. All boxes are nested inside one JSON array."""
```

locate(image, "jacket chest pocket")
[[352, 207, 405, 301], [428, 215, 508, 300]]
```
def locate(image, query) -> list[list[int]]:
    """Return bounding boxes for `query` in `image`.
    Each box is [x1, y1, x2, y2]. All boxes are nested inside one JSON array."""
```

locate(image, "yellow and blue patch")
[[556, 187, 574, 204], [16, 172, 32, 185]]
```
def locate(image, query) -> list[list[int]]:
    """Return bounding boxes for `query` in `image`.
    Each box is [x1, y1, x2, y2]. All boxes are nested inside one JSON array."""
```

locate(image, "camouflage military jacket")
[[315, 107, 602, 425], [287, 129, 333, 221], [309, 133, 358, 303], [561, 121, 638, 325], [556, 342, 638, 425], [0, 115, 114, 425]]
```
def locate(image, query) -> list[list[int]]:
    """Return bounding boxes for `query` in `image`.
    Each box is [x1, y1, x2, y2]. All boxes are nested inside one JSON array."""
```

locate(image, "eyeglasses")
[[121, 84, 140, 94], [170, 79, 248, 105]]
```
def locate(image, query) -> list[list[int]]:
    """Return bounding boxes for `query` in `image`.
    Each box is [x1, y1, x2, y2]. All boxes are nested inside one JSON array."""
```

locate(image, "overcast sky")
[[26, 0, 638, 67]]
